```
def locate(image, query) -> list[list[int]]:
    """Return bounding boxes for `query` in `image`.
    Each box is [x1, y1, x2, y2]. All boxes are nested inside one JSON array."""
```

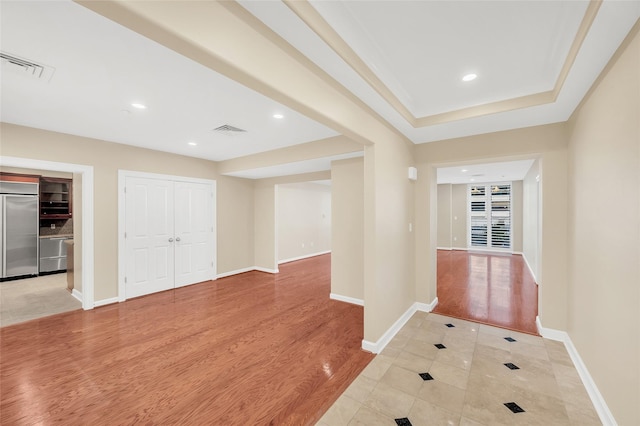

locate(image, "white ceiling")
[[1, 1, 639, 179], [0, 0, 338, 162], [311, 0, 587, 117], [240, 0, 640, 143], [437, 160, 535, 185]]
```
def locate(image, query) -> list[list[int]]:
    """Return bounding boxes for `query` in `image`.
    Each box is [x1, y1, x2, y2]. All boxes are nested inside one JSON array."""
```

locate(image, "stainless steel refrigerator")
[[1, 181, 39, 280]]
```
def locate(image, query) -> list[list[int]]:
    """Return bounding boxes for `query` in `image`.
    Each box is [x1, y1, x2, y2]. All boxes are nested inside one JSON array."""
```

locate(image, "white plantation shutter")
[[470, 185, 487, 247], [469, 183, 511, 250], [490, 184, 511, 248]]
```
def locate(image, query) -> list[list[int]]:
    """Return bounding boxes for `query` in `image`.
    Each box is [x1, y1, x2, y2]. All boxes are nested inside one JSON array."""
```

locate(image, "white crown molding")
[[284, 0, 601, 128]]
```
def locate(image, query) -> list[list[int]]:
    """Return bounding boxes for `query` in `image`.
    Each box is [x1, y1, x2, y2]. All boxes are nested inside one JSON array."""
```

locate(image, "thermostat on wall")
[[408, 167, 418, 181]]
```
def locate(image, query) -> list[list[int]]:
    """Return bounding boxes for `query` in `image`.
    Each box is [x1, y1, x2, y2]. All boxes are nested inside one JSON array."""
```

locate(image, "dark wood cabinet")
[[39, 177, 72, 219]]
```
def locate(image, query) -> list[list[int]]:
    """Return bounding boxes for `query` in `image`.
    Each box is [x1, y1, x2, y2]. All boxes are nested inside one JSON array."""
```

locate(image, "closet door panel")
[[174, 182, 214, 287], [125, 177, 175, 298]]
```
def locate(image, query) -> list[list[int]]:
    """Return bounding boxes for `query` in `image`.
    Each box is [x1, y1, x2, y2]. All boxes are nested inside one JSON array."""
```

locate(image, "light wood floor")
[[0, 254, 373, 425], [434, 250, 539, 335]]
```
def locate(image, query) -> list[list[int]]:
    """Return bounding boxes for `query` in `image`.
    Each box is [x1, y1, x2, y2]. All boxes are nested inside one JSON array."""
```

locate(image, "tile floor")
[[0, 273, 81, 327], [317, 312, 600, 426]]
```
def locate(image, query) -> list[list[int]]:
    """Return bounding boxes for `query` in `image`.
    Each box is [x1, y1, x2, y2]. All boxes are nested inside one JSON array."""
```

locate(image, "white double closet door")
[[124, 176, 215, 299]]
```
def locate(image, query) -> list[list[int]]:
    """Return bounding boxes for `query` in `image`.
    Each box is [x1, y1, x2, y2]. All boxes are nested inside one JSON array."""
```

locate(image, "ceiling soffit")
[[283, 0, 601, 128]]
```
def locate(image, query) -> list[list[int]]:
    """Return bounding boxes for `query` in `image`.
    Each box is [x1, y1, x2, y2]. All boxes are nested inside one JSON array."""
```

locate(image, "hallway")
[[434, 250, 538, 335], [317, 312, 599, 426]]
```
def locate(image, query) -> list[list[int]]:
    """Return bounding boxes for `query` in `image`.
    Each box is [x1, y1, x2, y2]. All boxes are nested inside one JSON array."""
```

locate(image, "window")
[[469, 183, 511, 250]]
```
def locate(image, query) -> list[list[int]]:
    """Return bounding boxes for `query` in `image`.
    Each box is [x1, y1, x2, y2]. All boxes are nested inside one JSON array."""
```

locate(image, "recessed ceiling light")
[[273, 114, 284, 119], [462, 73, 477, 82], [461, 169, 468, 172], [470, 178, 475, 182], [188, 142, 197, 146], [131, 103, 147, 109]]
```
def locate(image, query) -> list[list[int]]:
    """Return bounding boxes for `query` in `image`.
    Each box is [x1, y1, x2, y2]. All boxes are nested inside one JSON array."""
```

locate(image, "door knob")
[[176, 237, 181, 242], [168, 238, 174, 242]]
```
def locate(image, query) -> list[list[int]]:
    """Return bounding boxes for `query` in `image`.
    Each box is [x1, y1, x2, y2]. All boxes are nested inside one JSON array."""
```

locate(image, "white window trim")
[[466, 181, 513, 253]]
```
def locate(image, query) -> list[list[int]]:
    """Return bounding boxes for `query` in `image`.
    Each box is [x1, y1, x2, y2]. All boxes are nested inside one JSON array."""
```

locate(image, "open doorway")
[[433, 159, 541, 334], [276, 181, 331, 265], [0, 167, 79, 326], [0, 156, 94, 318]]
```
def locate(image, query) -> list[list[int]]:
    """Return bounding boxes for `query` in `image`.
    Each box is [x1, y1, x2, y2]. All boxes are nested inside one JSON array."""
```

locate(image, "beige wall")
[[0, 123, 255, 300], [331, 157, 364, 300], [277, 182, 331, 262], [415, 123, 568, 330], [364, 140, 415, 342], [217, 176, 255, 273], [566, 23, 639, 425], [218, 136, 362, 175], [436, 184, 452, 248], [253, 183, 277, 272], [522, 159, 540, 281], [451, 184, 467, 249]]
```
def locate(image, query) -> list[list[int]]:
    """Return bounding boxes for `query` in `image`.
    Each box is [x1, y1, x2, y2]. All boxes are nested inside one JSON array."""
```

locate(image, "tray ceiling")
[[1, 0, 638, 178]]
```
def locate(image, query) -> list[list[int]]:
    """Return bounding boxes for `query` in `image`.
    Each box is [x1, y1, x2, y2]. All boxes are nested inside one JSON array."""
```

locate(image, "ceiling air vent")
[[212, 124, 247, 133], [1, 52, 55, 81]]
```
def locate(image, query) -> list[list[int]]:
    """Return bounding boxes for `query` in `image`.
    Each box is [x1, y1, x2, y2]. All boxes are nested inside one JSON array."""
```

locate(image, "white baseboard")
[[536, 316, 616, 426], [330, 293, 364, 306], [278, 250, 331, 265], [521, 253, 538, 283], [253, 267, 279, 274], [94, 296, 118, 307], [362, 298, 438, 354], [535, 316, 567, 341], [216, 266, 281, 278], [217, 267, 255, 279], [71, 289, 83, 303], [415, 297, 439, 313], [219, 257, 330, 278], [445, 247, 514, 254]]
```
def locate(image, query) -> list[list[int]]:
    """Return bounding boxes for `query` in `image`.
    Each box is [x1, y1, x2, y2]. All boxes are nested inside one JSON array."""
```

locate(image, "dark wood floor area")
[[434, 250, 539, 334], [0, 254, 373, 425]]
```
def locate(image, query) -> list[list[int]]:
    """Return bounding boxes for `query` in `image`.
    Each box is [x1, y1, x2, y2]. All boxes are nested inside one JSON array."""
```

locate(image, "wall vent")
[[212, 124, 247, 133], [1, 52, 55, 81]]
